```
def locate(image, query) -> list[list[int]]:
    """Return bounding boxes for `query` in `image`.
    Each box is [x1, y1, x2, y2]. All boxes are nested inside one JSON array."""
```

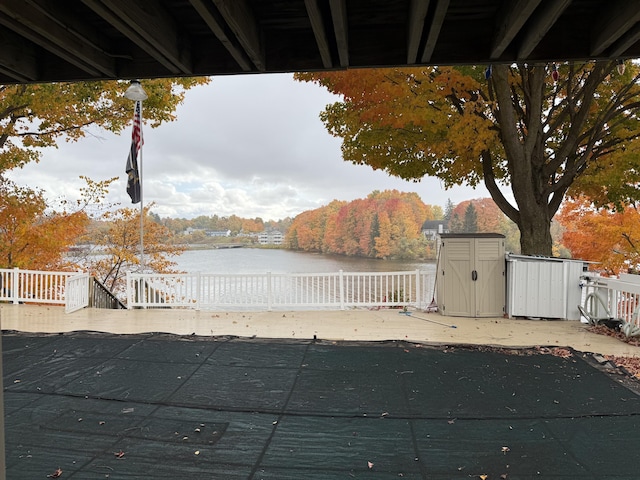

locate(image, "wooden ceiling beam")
[[490, 0, 542, 60], [329, 0, 349, 67], [305, 0, 334, 69], [407, 0, 430, 64], [608, 23, 640, 58], [189, 0, 253, 72], [591, 0, 640, 56], [517, 0, 571, 60], [0, 27, 39, 82], [420, 0, 449, 63], [82, 0, 191, 75], [0, 0, 115, 78], [212, 0, 264, 72]]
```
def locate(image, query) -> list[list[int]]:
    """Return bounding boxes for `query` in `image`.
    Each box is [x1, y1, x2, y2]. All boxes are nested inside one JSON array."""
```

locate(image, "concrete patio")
[[1, 304, 638, 358]]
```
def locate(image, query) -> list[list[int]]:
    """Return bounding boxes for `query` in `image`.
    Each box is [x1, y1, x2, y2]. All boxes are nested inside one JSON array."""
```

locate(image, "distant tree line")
[[285, 190, 441, 259], [152, 215, 292, 239]]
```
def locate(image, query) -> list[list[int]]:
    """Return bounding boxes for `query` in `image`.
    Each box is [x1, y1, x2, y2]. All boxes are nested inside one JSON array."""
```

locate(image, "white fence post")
[[12, 267, 19, 304], [126, 271, 132, 309], [415, 269, 421, 309], [267, 272, 272, 311], [339, 270, 345, 310], [195, 272, 201, 310]]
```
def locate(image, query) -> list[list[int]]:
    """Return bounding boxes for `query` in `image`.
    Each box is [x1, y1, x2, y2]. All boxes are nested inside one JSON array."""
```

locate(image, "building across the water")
[[258, 230, 284, 245]]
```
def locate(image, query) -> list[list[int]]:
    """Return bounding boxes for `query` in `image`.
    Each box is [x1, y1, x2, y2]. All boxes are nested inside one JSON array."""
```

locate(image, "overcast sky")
[[7, 73, 493, 221]]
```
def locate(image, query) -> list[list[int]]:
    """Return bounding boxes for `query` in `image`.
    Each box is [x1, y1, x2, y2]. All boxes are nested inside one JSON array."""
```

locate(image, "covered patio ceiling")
[[0, 0, 639, 84]]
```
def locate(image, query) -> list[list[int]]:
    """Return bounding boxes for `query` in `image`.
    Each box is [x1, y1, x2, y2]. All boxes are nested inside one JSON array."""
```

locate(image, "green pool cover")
[[3, 331, 640, 479]]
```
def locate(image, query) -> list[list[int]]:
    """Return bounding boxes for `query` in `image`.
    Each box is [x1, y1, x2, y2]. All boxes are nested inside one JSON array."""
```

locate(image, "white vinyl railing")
[[65, 273, 90, 313], [580, 273, 640, 326], [0, 268, 77, 305], [126, 270, 436, 311]]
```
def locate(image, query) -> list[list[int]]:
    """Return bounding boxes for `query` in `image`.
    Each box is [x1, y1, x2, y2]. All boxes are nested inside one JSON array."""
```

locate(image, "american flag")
[[125, 100, 143, 203]]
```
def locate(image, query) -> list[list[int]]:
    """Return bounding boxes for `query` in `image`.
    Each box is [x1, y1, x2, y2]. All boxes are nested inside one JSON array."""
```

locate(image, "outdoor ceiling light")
[[124, 79, 148, 101]]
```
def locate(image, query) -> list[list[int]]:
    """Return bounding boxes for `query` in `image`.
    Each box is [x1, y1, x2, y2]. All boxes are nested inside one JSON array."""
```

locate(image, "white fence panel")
[[126, 270, 435, 311], [65, 274, 90, 313], [0, 267, 437, 312], [0, 268, 77, 305], [0, 269, 14, 303]]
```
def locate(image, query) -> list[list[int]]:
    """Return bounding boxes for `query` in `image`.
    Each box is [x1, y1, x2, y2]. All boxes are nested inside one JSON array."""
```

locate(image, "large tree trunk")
[[516, 202, 553, 256], [482, 153, 554, 255], [489, 64, 556, 256]]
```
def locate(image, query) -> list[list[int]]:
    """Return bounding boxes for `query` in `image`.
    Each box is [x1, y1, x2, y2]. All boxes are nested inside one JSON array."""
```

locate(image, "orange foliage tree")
[[241, 218, 265, 234], [285, 190, 438, 259], [447, 198, 521, 252], [0, 179, 88, 269], [296, 62, 640, 256], [558, 196, 640, 275], [79, 204, 185, 294]]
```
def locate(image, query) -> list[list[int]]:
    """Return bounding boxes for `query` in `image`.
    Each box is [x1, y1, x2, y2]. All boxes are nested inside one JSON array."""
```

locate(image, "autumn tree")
[[286, 190, 436, 259], [450, 198, 522, 252], [0, 179, 88, 269], [296, 62, 640, 256], [558, 196, 640, 275], [79, 204, 185, 294], [241, 218, 265, 234], [0, 174, 121, 270], [451, 198, 507, 234]]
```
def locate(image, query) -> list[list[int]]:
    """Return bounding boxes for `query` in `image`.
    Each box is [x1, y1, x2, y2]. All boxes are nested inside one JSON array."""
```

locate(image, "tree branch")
[[481, 149, 519, 223]]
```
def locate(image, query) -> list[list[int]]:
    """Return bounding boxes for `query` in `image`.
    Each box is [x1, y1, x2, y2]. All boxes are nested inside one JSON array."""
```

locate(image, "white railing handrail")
[[581, 273, 640, 326], [0, 267, 78, 305], [126, 269, 435, 311], [0, 267, 435, 313]]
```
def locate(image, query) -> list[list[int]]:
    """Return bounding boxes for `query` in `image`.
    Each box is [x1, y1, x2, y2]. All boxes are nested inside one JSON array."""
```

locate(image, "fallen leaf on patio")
[[114, 450, 125, 458], [479, 475, 488, 480], [47, 468, 62, 478], [367, 461, 374, 469], [447, 418, 456, 424]]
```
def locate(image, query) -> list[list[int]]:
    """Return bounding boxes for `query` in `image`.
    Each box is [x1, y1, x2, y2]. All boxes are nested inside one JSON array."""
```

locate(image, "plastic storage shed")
[[436, 233, 505, 317], [506, 254, 587, 320]]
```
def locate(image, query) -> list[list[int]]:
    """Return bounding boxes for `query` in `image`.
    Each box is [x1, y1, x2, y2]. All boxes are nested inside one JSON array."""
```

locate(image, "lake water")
[[175, 248, 436, 275]]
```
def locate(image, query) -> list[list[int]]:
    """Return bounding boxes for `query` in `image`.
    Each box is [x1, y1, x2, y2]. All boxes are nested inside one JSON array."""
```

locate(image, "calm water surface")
[[176, 248, 435, 274]]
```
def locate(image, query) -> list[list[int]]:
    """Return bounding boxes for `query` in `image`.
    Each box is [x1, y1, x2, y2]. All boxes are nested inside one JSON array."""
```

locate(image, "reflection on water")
[[176, 248, 435, 275]]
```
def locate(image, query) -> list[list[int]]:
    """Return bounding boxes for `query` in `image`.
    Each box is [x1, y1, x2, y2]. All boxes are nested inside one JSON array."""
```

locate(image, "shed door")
[[474, 238, 505, 317], [439, 236, 505, 317], [442, 238, 474, 316]]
